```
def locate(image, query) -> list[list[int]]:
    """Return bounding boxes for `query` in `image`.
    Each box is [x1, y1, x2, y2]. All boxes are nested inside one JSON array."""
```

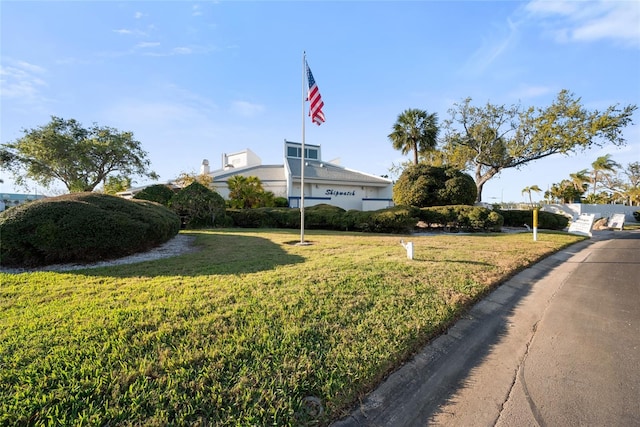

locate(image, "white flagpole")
[[300, 51, 306, 244]]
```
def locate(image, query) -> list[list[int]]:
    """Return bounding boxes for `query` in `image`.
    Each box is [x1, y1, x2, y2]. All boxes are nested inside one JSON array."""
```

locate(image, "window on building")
[[287, 146, 319, 160], [287, 146, 300, 158], [306, 148, 318, 159]]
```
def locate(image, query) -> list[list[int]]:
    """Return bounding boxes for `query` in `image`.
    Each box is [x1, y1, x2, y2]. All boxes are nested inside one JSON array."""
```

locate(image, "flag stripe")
[[306, 61, 325, 126]]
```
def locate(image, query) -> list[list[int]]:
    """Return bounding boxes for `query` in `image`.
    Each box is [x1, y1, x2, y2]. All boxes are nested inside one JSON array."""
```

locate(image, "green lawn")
[[0, 229, 585, 425]]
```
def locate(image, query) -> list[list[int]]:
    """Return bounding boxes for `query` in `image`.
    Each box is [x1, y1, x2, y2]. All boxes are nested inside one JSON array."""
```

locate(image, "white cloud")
[[135, 42, 161, 49], [192, 4, 203, 17], [112, 28, 149, 37], [230, 101, 265, 117], [508, 85, 555, 100], [463, 18, 521, 75], [141, 45, 217, 57], [525, 0, 640, 47], [172, 47, 192, 55], [134, 12, 144, 19], [0, 59, 47, 102]]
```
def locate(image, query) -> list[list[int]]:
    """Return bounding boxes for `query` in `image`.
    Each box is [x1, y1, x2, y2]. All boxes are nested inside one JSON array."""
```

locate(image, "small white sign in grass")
[[568, 213, 596, 237], [607, 213, 625, 230]]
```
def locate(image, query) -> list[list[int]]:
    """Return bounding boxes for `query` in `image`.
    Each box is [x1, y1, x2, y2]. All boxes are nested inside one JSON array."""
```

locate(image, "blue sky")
[[1, 0, 639, 203]]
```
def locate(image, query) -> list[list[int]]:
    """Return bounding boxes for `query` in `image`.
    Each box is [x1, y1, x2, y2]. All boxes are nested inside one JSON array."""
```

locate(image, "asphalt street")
[[332, 230, 640, 427]]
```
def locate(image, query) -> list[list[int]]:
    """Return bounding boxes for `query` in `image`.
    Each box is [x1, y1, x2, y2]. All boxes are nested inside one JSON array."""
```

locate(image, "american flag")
[[306, 61, 325, 126]]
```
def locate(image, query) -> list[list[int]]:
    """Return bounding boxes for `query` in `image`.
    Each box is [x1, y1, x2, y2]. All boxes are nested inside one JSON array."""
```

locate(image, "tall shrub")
[[170, 182, 226, 229]]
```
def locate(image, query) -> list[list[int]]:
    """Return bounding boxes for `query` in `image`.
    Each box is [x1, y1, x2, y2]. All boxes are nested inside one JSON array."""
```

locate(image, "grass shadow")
[[72, 232, 305, 278]]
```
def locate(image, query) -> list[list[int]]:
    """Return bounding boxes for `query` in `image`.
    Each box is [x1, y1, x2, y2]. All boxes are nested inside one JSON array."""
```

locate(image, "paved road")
[[332, 230, 640, 427]]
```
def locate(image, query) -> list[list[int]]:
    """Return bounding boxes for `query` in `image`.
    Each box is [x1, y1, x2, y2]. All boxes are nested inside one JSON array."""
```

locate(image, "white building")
[[206, 141, 393, 211]]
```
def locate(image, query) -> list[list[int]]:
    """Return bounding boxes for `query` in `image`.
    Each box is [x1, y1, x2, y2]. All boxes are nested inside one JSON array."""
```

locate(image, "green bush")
[[393, 164, 477, 207], [346, 205, 420, 234], [305, 204, 348, 230], [226, 208, 277, 228], [418, 205, 503, 232], [0, 193, 180, 267], [498, 209, 569, 230], [225, 204, 508, 234], [227, 205, 417, 233], [170, 182, 226, 229], [274, 197, 289, 207], [133, 184, 175, 206]]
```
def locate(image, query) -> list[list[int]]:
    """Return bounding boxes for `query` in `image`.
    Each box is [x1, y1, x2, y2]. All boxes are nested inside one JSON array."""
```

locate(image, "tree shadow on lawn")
[[69, 233, 306, 278]]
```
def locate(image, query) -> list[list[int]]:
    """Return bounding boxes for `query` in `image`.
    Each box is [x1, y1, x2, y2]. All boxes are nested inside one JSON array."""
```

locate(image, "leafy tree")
[[546, 159, 640, 205], [0, 116, 158, 192], [388, 109, 439, 165], [227, 175, 275, 209], [622, 162, 640, 206], [546, 180, 584, 203], [441, 90, 636, 202], [174, 171, 213, 188], [393, 164, 476, 207], [624, 161, 640, 188], [102, 176, 132, 195]]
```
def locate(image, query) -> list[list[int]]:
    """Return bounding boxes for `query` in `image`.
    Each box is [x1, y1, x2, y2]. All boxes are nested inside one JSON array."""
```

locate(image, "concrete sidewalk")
[[332, 230, 640, 426]]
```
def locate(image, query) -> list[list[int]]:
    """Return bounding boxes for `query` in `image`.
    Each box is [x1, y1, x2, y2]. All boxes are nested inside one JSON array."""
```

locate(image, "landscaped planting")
[[0, 229, 585, 425]]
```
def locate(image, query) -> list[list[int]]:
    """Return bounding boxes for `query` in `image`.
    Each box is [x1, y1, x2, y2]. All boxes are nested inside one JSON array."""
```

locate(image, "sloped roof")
[[287, 158, 391, 186], [211, 164, 285, 182]]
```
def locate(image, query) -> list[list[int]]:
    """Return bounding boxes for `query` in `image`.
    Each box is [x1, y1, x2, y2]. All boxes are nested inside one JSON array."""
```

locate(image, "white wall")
[[542, 203, 638, 222], [363, 199, 394, 211]]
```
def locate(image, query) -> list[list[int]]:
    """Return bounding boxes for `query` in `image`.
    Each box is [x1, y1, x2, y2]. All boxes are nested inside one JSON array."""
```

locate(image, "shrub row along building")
[[122, 140, 394, 211]]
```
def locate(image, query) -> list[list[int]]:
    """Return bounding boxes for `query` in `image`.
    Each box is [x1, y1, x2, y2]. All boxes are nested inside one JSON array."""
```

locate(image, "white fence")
[[541, 203, 638, 223]]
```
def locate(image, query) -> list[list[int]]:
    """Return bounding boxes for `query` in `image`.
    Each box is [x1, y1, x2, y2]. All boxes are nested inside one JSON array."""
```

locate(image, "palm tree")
[[590, 154, 620, 195], [227, 175, 265, 209], [564, 169, 590, 202], [569, 169, 589, 191], [388, 109, 439, 165], [521, 185, 542, 208]]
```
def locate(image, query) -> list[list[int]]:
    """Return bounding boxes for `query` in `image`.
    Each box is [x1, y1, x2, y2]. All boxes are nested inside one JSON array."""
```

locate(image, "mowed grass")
[[0, 229, 585, 426]]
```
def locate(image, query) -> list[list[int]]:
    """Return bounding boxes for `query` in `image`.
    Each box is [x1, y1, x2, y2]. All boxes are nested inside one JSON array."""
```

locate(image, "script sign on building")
[[568, 213, 596, 237]]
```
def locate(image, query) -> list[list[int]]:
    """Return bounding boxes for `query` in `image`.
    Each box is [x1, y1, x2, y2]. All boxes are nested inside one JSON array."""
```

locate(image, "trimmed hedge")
[[346, 205, 419, 233], [227, 204, 504, 234], [418, 205, 504, 232], [0, 193, 180, 267], [228, 204, 416, 232], [498, 209, 569, 230]]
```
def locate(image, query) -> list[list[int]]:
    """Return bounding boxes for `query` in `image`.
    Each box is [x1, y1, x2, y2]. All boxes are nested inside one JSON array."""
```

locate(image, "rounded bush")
[[170, 182, 226, 229], [133, 184, 176, 206], [0, 193, 180, 267], [393, 164, 477, 207], [305, 204, 348, 230]]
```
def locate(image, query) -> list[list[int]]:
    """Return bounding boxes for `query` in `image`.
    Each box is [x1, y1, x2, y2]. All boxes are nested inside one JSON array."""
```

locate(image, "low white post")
[[400, 240, 414, 260]]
